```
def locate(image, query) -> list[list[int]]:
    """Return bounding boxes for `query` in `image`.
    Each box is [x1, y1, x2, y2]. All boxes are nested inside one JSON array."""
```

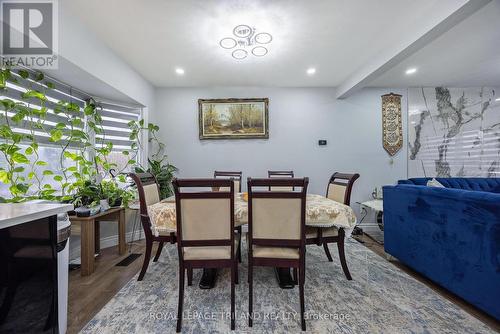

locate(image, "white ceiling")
[[368, 0, 500, 87], [65, 0, 477, 88]]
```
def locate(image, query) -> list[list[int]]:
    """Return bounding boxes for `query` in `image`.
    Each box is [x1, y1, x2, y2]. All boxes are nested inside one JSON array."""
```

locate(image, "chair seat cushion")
[[183, 238, 239, 260], [305, 226, 338, 239], [252, 246, 299, 259]]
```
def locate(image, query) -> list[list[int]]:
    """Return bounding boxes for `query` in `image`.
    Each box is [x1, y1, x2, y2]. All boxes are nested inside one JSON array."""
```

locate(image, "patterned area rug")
[[82, 239, 494, 333]]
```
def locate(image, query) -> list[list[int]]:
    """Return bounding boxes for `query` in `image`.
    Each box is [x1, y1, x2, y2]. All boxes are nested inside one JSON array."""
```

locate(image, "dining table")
[[148, 193, 357, 289]]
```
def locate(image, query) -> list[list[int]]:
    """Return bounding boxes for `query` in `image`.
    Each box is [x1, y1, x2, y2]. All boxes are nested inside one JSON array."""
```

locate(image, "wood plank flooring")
[[67, 236, 499, 333], [67, 241, 156, 334]]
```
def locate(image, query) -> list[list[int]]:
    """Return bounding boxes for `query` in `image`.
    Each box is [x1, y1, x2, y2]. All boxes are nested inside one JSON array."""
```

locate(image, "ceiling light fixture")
[[405, 67, 417, 75], [496, 97, 500, 102], [307, 68, 316, 75], [220, 25, 273, 60], [175, 68, 185, 75]]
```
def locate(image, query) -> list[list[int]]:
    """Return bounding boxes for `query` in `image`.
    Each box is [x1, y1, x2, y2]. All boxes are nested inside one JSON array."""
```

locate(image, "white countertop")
[[0, 203, 74, 230]]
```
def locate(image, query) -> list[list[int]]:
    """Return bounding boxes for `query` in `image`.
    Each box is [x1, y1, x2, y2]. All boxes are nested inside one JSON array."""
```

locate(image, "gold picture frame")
[[198, 98, 269, 140]]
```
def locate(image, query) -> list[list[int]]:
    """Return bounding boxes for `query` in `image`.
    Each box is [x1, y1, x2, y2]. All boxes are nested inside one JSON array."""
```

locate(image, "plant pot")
[[100, 199, 110, 211], [109, 198, 122, 207]]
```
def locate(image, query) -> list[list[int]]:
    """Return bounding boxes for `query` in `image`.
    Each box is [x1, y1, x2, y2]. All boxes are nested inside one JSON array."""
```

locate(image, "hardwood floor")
[[67, 240, 155, 334], [67, 235, 499, 333]]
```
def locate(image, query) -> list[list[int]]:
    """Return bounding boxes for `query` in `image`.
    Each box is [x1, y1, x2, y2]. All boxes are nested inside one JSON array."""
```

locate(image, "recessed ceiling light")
[[405, 67, 417, 75], [306, 68, 316, 75], [175, 68, 185, 75], [496, 97, 500, 102]]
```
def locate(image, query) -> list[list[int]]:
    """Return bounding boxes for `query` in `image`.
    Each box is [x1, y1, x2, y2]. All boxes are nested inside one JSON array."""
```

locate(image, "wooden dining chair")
[[173, 178, 239, 332], [267, 170, 294, 191], [247, 177, 309, 331], [129, 172, 176, 281], [306, 172, 360, 280], [214, 171, 243, 263]]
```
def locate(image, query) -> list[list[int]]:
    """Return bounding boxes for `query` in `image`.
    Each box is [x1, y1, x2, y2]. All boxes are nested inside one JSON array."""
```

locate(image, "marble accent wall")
[[408, 87, 500, 177]]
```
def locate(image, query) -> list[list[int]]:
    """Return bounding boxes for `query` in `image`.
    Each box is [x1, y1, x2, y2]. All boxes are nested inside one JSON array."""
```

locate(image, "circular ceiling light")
[[306, 67, 316, 75], [252, 46, 268, 57], [233, 24, 253, 38], [405, 67, 417, 75], [219, 37, 237, 49], [255, 32, 272, 44], [175, 68, 185, 75], [232, 49, 248, 60]]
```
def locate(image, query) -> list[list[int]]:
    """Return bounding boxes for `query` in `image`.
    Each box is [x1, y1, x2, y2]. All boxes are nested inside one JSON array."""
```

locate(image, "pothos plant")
[[0, 65, 174, 206], [132, 120, 178, 199]]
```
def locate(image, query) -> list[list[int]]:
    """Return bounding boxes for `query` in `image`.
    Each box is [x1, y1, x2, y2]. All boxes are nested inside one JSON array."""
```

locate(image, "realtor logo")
[[1, 0, 58, 69]]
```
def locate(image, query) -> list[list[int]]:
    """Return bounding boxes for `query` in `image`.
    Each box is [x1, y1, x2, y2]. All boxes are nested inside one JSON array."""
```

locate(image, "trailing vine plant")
[[0, 65, 175, 204]]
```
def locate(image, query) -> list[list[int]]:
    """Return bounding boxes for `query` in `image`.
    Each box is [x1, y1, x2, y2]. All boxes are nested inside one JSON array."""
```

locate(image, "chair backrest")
[[129, 172, 161, 217], [326, 172, 360, 206], [214, 171, 242, 192], [248, 177, 308, 250], [172, 178, 235, 257], [268, 170, 294, 191]]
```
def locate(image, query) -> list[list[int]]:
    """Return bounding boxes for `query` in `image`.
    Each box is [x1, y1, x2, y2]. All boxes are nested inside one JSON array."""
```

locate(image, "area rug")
[[81, 239, 495, 333]]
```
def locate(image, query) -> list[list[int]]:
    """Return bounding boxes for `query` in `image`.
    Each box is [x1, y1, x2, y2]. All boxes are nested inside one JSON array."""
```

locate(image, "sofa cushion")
[[401, 178, 500, 192]]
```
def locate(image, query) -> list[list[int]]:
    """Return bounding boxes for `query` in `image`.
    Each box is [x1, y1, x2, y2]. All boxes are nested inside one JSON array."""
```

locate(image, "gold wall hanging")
[[381, 93, 403, 156]]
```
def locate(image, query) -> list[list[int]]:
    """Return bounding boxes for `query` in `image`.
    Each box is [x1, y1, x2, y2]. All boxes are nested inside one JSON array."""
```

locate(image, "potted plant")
[[72, 180, 101, 216], [100, 179, 134, 208]]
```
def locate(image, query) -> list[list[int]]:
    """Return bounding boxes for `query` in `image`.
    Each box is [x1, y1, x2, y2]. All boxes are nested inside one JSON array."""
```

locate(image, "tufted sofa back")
[[399, 178, 500, 193]]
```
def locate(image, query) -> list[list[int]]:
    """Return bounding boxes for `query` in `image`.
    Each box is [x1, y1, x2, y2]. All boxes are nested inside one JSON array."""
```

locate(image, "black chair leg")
[[176, 265, 185, 333], [138, 239, 152, 281], [299, 265, 306, 331], [235, 260, 239, 285], [337, 229, 352, 280], [153, 241, 164, 262], [236, 227, 242, 263], [248, 260, 253, 327], [187, 267, 193, 286], [230, 263, 235, 330], [323, 242, 333, 262]]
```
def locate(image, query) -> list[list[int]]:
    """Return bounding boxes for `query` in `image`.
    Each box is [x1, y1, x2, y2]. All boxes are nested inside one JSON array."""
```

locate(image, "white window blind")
[[0, 71, 88, 148]]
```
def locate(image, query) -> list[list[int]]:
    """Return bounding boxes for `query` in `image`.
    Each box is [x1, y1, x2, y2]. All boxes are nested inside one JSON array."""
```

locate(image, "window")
[[0, 66, 144, 199], [95, 102, 142, 175]]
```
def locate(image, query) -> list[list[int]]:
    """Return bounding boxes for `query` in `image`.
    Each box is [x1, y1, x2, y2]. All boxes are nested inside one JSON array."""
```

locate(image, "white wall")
[[53, 2, 156, 258], [153, 87, 408, 213]]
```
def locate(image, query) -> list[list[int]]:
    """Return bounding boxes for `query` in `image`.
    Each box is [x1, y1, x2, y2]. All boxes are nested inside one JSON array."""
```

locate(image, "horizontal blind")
[[95, 102, 141, 152], [0, 69, 88, 148]]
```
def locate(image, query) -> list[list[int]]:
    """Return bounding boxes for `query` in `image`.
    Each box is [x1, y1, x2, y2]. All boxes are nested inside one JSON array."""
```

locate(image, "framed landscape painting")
[[198, 98, 269, 139]]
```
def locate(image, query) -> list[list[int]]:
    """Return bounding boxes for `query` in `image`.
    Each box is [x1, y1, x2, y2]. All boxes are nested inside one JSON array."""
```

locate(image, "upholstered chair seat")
[[247, 177, 309, 331], [305, 226, 338, 239], [129, 173, 176, 282], [183, 238, 240, 260], [305, 172, 359, 281], [173, 178, 238, 332], [252, 246, 300, 259]]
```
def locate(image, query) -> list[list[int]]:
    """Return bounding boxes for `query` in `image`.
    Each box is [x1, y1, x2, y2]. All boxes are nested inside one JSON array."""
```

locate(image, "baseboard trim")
[[70, 229, 145, 260]]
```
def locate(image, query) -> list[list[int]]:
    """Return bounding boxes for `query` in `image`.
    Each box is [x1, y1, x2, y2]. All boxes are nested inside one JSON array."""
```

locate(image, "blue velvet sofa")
[[383, 178, 500, 320]]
